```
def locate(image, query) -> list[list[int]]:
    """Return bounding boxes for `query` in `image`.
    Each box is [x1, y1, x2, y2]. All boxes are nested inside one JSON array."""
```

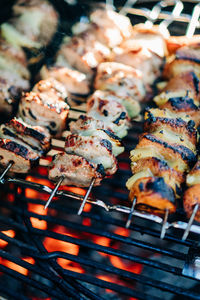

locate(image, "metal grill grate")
[[0, 1, 200, 299]]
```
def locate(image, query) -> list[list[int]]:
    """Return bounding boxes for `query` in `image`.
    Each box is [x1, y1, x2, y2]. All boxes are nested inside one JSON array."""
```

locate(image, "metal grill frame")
[[0, 1, 200, 299]]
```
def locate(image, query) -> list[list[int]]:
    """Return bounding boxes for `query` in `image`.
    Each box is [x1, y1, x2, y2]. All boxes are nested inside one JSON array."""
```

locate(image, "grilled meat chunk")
[[0, 138, 39, 173], [40, 65, 90, 95], [18, 82, 69, 137], [87, 90, 130, 138], [57, 32, 111, 76], [154, 72, 200, 125], [65, 134, 117, 176], [32, 78, 68, 101], [94, 62, 145, 100], [163, 43, 200, 79], [90, 8, 132, 39], [49, 152, 105, 187], [2, 0, 58, 49], [0, 70, 30, 114], [114, 44, 163, 87], [69, 117, 124, 157], [184, 159, 200, 222], [0, 118, 51, 155]]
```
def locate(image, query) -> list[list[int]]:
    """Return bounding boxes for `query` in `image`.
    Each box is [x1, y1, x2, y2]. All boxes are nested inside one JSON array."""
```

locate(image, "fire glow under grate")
[[0, 1, 200, 299]]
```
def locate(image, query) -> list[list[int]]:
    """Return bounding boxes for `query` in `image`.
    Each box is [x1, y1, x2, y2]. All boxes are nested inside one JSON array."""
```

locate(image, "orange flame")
[[0, 230, 15, 248], [1, 257, 34, 276], [28, 203, 47, 230]]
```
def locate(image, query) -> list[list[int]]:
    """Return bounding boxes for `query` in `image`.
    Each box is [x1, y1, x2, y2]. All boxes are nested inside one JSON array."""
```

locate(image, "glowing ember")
[[1, 257, 34, 276], [28, 203, 47, 230], [0, 230, 15, 248]]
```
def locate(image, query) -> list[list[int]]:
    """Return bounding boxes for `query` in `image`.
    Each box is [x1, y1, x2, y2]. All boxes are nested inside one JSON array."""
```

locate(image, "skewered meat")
[[0, 118, 51, 155], [114, 44, 163, 87], [40, 65, 90, 95], [127, 24, 169, 57], [90, 8, 132, 39], [184, 159, 200, 222], [1, 0, 58, 49], [49, 152, 105, 187], [0, 138, 39, 173], [87, 90, 130, 138], [163, 43, 200, 79], [18, 79, 69, 137], [69, 117, 124, 157], [57, 32, 111, 76], [166, 35, 200, 55], [0, 70, 30, 114], [0, 38, 30, 80], [94, 62, 145, 100], [65, 134, 117, 176], [126, 107, 198, 214]]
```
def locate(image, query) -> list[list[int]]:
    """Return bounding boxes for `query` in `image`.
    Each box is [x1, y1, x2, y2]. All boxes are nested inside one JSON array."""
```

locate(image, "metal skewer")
[[160, 209, 169, 239], [77, 177, 96, 215], [44, 175, 65, 210], [0, 161, 14, 182], [125, 197, 137, 228], [182, 203, 199, 241]]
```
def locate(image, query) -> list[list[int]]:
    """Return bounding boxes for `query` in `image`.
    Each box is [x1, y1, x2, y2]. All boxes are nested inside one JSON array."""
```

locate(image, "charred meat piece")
[[184, 159, 200, 222], [154, 72, 200, 126], [18, 87, 69, 137], [40, 65, 90, 95], [0, 70, 30, 115], [0, 138, 39, 173], [1, 0, 58, 49], [65, 134, 117, 176], [87, 89, 140, 119], [49, 152, 105, 187], [163, 43, 200, 79], [57, 32, 111, 76], [69, 117, 124, 157], [87, 90, 130, 138], [114, 44, 163, 87], [94, 62, 145, 100], [0, 118, 51, 155], [32, 78, 68, 101], [128, 177, 176, 214]]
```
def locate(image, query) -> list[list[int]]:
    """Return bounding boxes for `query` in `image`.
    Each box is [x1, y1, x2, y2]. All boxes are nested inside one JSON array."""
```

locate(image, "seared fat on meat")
[[87, 90, 130, 138], [0, 138, 39, 173], [94, 62, 145, 100], [0, 70, 30, 114], [0, 118, 51, 155], [184, 159, 200, 222], [40, 65, 90, 95], [90, 9, 132, 39], [49, 152, 105, 187], [154, 72, 200, 126], [114, 44, 163, 87], [87, 89, 140, 119], [126, 108, 198, 214], [69, 116, 124, 157], [1, 0, 58, 49], [65, 134, 117, 176], [19, 79, 69, 137], [57, 32, 111, 76], [163, 43, 200, 79]]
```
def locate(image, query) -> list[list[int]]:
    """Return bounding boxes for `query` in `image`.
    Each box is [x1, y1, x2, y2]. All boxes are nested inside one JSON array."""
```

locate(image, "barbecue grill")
[[0, 1, 200, 299]]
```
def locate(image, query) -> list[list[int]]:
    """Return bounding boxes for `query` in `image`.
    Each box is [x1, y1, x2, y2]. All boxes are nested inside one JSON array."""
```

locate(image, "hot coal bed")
[[0, 1, 200, 300]]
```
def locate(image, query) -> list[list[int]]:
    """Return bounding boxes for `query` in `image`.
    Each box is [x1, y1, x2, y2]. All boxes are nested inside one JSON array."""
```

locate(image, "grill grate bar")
[[0, 286, 29, 300]]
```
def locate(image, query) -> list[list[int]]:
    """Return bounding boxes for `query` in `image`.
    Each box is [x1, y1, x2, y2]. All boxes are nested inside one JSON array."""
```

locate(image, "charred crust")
[[100, 139, 112, 153], [96, 163, 106, 177], [113, 112, 126, 124], [176, 55, 200, 64], [29, 109, 37, 120], [168, 96, 198, 111], [143, 134, 196, 166], [102, 129, 122, 142], [146, 177, 175, 204], [191, 71, 200, 94]]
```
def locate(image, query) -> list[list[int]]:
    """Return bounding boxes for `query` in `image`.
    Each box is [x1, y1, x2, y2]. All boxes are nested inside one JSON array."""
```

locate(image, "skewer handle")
[[0, 161, 14, 182], [77, 177, 95, 215], [44, 175, 65, 210], [182, 203, 199, 241], [125, 197, 137, 229], [160, 209, 169, 239]]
